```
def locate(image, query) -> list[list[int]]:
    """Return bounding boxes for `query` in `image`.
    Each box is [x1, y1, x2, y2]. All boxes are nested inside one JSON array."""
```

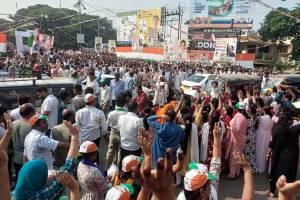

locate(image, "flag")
[[27, 34, 33, 47], [0, 33, 7, 53]]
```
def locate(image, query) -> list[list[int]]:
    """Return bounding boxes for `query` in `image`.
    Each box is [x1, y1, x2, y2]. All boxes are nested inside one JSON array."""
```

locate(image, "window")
[[186, 75, 205, 83]]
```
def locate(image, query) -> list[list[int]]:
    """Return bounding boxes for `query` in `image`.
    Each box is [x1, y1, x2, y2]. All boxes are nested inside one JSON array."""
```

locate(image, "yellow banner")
[[136, 8, 161, 46]]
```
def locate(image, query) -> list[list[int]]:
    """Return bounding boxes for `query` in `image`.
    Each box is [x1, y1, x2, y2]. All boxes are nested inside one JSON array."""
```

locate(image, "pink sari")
[[226, 112, 249, 178]]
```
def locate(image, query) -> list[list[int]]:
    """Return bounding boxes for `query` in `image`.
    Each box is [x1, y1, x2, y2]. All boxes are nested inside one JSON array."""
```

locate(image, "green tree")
[[0, 4, 116, 49], [259, 5, 300, 60]]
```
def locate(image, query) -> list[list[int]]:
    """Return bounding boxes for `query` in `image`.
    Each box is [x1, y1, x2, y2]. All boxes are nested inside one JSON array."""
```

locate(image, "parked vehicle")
[[181, 73, 262, 96], [268, 74, 300, 88], [181, 74, 215, 96], [0, 77, 75, 110]]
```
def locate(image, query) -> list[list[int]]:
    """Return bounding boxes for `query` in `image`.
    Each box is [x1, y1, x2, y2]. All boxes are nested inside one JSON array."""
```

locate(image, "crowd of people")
[[0, 49, 300, 200]]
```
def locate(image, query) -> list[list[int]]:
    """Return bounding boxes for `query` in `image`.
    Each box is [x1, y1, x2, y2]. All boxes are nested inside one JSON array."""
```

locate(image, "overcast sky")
[[0, 0, 299, 30]]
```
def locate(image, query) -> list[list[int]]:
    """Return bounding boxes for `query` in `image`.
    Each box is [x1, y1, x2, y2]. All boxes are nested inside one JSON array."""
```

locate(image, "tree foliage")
[[259, 5, 300, 60], [0, 4, 116, 49]]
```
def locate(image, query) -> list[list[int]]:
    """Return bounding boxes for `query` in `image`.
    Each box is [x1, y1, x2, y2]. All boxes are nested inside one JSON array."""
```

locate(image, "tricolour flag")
[[0, 33, 7, 53]]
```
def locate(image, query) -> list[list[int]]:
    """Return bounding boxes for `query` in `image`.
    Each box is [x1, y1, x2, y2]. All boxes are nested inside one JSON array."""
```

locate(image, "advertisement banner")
[[213, 37, 237, 63], [77, 33, 85, 44], [188, 30, 239, 51], [108, 40, 116, 53], [190, 0, 254, 29], [136, 8, 162, 46], [0, 33, 7, 53], [95, 37, 102, 52]]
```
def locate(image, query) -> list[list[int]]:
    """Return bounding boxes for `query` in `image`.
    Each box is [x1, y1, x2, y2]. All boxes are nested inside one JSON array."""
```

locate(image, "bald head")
[[20, 103, 35, 119], [62, 109, 75, 123]]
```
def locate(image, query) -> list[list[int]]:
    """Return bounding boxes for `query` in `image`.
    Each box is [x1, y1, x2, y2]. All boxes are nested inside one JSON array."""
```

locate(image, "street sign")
[[77, 34, 85, 44]]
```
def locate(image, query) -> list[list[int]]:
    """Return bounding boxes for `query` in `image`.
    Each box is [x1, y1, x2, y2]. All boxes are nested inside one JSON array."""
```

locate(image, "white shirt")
[[41, 95, 59, 129], [153, 83, 169, 107], [100, 86, 111, 104], [107, 108, 126, 133], [165, 71, 171, 82], [24, 129, 59, 169], [10, 106, 21, 120], [118, 112, 143, 151], [86, 78, 100, 95], [75, 106, 108, 143]]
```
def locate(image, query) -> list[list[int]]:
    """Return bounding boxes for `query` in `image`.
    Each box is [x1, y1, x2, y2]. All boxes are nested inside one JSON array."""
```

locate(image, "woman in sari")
[[256, 106, 273, 174], [226, 102, 249, 179]]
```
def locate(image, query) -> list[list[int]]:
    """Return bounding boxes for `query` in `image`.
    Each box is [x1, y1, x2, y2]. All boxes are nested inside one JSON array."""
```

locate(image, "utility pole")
[[178, 3, 183, 40], [97, 17, 100, 37], [74, 0, 86, 49], [59, 0, 61, 8], [163, 3, 183, 42]]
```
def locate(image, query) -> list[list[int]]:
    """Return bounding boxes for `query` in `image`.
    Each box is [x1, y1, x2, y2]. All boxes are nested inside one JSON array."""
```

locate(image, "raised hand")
[[233, 151, 251, 170], [213, 123, 221, 139], [134, 148, 184, 199], [63, 120, 79, 136], [277, 175, 300, 200], [3, 113, 12, 135], [138, 128, 152, 157], [56, 171, 79, 192], [0, 150, 8, 167]]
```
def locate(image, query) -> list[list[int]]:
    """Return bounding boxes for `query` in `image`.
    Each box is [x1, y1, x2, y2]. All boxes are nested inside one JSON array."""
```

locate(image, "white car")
[[181, 74, 215, 97]]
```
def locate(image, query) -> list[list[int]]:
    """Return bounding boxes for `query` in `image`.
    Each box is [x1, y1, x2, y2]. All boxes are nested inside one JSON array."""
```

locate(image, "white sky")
[[0, 0, 299, 30]]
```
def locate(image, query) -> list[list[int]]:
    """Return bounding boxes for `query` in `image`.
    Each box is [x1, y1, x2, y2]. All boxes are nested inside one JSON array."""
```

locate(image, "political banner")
[[116, 11, 137, 42], [77, 33, 85, 44], [108, 40, 116, 53], [177, 39, 188, 60], [95, 37, 102, 52], [190, 0, 254, 29], [0, 33, 7, 53], [136, 8, 162, 46], [164, 39, 189, 60], [189, 50, 213, 62], [15, 30, 34, 54], [213, 37, 237, 63]]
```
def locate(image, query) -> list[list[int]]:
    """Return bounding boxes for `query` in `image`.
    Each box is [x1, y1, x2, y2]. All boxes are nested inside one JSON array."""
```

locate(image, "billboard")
[[15, 29, 54, 55], [136, 8, 162, 46], [116, 11, 137, 42], [213, 37, 237, 63], [190, 0, 254, 29], [188, 30, 239, 51], [95, 37, 102, 52]]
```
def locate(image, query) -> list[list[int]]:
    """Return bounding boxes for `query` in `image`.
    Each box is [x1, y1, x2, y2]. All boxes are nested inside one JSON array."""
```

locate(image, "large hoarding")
[[136, 8, 162, 47], [116, 8, 163, 48], [188, 29, 238, 62], [116, 11, 137, 43], [190, 0, 254, 29]]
